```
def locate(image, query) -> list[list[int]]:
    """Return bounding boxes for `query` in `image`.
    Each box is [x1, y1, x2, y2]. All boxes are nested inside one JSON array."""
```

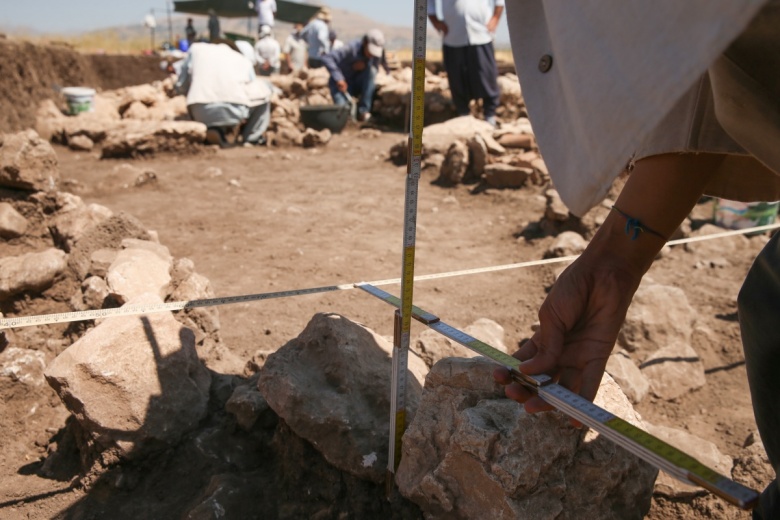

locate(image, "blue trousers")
[[739, 231, 780, 519], [329, 65, 377, 118]]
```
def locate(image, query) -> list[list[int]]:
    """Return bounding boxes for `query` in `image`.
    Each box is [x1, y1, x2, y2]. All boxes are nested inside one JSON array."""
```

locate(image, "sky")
[[0, 0, 510, 43]]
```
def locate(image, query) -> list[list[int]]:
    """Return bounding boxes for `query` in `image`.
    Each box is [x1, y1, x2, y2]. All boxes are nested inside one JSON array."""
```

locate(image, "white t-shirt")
[[257, 0, 277, 27], [427, 0, 505, 47], [255, 36, 281, 69], [178, 43, 256, 106]]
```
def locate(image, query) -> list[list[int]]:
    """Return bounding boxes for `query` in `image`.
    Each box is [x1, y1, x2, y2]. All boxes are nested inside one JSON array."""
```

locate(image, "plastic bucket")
[[713, 199, 780, 231], [61, 87, 96, 115], [299, 104, 350, 133]]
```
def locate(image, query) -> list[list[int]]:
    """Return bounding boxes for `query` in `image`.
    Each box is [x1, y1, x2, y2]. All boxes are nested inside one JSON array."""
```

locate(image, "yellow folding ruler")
[[357, 283, 759, 511]]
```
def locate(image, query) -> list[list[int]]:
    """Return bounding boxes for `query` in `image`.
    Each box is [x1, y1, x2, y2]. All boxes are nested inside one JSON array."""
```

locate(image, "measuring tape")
[[387, 0, 429, 483], [357, 283, 759, 510]]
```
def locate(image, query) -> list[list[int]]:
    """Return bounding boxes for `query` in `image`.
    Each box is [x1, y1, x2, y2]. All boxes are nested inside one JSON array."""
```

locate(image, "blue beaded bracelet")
[[611, 205, 668, 241]]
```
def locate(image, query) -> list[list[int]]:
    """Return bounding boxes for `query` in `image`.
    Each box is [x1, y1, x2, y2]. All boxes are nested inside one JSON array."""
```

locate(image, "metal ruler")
[[387, 0, 428, 483], [357, 283, 759, 510]]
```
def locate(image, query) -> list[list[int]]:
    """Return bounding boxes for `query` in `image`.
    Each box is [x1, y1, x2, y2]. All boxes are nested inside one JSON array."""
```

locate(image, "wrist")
[[585, 209, 665, 279]]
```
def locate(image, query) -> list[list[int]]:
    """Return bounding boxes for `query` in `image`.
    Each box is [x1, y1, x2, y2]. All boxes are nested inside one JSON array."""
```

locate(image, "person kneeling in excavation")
[[175, 39, 272, 147], [321, 29, 389, 123]]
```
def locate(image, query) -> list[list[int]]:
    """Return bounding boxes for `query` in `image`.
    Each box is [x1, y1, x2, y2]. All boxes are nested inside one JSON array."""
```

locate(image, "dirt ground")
[[0, 125, 775, 519]]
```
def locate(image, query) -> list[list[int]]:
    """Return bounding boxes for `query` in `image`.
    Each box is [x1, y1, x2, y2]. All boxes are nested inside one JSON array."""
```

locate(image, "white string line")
[[2, 222, 778, 330]]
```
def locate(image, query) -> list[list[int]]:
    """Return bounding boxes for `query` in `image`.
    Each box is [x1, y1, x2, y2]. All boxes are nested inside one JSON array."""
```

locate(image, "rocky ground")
[[0, 41, 776, 520]]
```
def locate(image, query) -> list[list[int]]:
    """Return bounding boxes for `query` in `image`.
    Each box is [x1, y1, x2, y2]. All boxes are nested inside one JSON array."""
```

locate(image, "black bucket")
[[299, 104, 351, 133]]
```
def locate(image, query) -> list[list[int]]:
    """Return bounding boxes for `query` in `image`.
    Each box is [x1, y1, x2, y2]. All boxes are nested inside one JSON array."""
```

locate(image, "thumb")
[[518, 326, 564, 376]]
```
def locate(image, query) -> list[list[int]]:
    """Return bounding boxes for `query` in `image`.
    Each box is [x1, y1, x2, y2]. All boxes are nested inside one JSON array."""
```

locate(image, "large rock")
[[106, 241, 173, 304], [482, 163, 531, 189], [0, 347, 48, 386], [258, 313, 428, 483], [640, 342, 706, 400], [396, 357, 657, 519], [605, 350, 650, 404], [101, 121, 208, 158], [438, 140, 470, 185], [44, 293, 212, 459], [0, 248, 67, 300], [49, 192, 113, 252], [618, 283, 698, 361], [0, 129, 59, 191]]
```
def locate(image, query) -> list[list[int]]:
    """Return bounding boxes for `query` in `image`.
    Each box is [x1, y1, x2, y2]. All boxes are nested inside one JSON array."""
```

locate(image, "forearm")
[[491, 6, 505, 22], [587, 152, 723, 276]]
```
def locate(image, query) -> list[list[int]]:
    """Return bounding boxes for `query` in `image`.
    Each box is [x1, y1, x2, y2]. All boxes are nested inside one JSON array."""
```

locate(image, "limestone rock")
[[0, 248, 67, 300], [496, 133, 536, 150], [49, 193, 113, 252], [301, 128, 331, 148], [258, 313, 427, 483], [438, 140, 470, 185], [640, 342, 706, 400], [0, 129, 59, 191], [545, 189, 570, 222], [225, 378, 269, 431], [0, 202, 28, 238], [618, 283, 698, 360], [396, 357, 657, 519], [100, 121, 207, 159], [88, 248, 118, 278], [606, 350, 650, 404], [0, 347, 47, 386], [106, 247, 172, 304], [82, 276, 110, 310], [44, 293, 211, 459], [482, 163, 531, 189], [68, 134, 94, 151], [545, 231, 587, 258], [467, 134, 488, 177]]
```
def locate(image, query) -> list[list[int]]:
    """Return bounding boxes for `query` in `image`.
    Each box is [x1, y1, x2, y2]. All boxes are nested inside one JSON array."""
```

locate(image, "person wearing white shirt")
[[283, 23, 308, 73], [175, 41, 272, 146], [427, 0, 504, 126], [254, 25, 281, 75], [256, 0, 277, 30]]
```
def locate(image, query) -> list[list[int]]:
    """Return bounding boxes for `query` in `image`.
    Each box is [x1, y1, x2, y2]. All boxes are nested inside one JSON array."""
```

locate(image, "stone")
[[545, 231, 588, 258], [106, 247, 173, 304], [68, 134, 94, 151], [605, 350, 650, 404], [466, 134, 488, 177], [482, 164, 532, 189], [396, 357, 657, 519], [49, 194, 113, 252], [82, 276, 110, 310], [225, 379, 270, 431], [0, 129, 59, 191], [88, 248, 118, 278], [646, 422, 733, 499], [545, 189, 570, 222], [0, 248, 67, 300], [618, 283, 698, 360], [496, 133, 536, 150], [640, 342, 706, 400], [301, 128, 331, 148], [258, 313, 428, 483], [0, 202, 28, 238], [438, 140, 470, 185], [413, 318, 508, 369], [121, 101, 152, 120], [0, 347, 47, 386], [44, 293, 211, 459], [100, 121, 208, 159], [121, 238, 172, 263]]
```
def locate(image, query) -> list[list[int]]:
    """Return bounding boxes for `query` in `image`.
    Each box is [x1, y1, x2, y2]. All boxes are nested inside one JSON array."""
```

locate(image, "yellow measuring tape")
[[388, 0, 429, 482], [358, 283, 759, 510]]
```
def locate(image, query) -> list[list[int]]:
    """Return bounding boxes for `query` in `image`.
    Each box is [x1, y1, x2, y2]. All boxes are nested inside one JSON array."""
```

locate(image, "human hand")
[[494, 247, 643, 414], [336, 80, 348, 93], [486, 17, 499, 33], [432, 19, 448, 36]]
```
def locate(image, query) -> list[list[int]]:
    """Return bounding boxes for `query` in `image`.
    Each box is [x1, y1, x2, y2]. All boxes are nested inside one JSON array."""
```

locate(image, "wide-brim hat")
[[316, 7, 332, 22]]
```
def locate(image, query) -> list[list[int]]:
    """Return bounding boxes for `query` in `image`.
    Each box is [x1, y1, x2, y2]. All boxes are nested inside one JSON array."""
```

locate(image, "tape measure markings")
[[358, 283, 759, 510], [2, 223, 778, 331]]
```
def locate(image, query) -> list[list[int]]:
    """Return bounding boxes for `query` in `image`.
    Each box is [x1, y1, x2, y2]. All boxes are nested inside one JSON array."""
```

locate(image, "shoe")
[[357, 112, 372, 123], [205, 127, 224, 146]]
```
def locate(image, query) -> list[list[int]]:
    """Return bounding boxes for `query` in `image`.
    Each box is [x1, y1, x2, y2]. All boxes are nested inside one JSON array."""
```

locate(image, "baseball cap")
[[259, 24, 272, 38], [365, 29, 385, 59]]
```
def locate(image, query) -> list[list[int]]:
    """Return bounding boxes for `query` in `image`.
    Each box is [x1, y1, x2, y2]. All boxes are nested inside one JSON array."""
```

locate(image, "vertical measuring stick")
[[387, 0, 428, 490]]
